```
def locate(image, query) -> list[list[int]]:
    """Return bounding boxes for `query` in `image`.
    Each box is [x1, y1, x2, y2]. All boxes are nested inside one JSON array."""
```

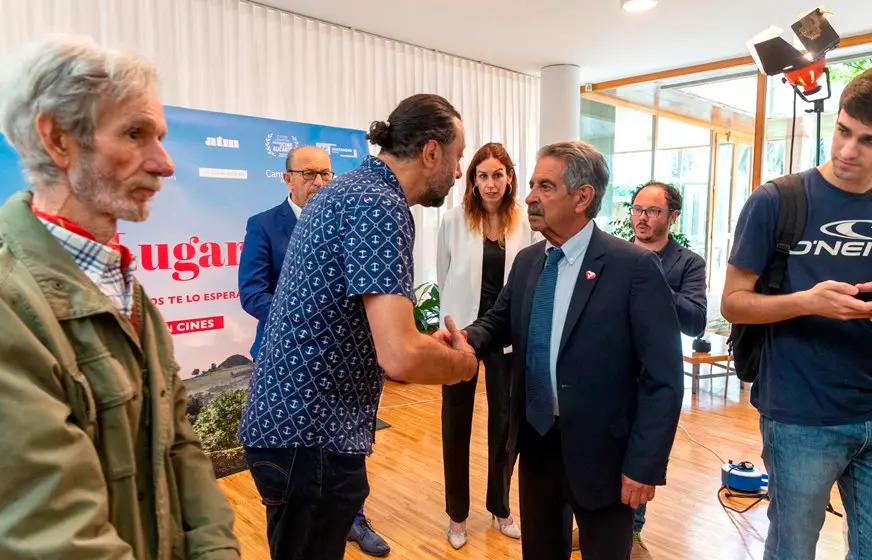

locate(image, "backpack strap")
[[766, 173, 807, 292]]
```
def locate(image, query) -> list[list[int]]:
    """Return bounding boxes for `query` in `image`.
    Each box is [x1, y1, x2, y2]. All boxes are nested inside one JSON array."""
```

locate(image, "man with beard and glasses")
[[237, 93, 479, 560], [0, 36, 240, 559], [628, 180, 706, 559], [572, 180, 707, 559]]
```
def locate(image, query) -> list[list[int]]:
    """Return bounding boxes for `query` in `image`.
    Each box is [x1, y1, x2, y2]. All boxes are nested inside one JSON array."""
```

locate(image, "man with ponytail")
[[238, 93, 479, 560]]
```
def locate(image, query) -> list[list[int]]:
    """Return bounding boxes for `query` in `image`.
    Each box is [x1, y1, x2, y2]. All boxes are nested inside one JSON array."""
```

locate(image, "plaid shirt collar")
[[32, 208, 138, 317]]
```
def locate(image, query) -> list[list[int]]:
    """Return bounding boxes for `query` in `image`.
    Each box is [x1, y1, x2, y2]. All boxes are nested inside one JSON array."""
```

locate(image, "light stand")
[[781, 64, 833, 167]]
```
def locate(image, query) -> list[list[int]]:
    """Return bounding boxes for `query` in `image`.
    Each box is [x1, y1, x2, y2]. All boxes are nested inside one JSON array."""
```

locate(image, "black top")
[[479, 237, 506, 312]]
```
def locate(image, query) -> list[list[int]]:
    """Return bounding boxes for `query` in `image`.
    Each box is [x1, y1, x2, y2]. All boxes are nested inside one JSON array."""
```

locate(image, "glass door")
[[708, 141, 734, 294], [707, 134, 753, 294]]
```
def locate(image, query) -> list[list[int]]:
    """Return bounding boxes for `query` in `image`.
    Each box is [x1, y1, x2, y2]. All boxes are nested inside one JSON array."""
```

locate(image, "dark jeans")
[[760, 416, 872, 560], [634, 503, 646, 533], [244, 446, 369, 560], [518, 420, 633, 560], [442, 344, 515, 522]]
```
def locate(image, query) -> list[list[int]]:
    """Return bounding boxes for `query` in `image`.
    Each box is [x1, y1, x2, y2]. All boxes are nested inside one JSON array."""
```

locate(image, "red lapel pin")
[[585, 270, 597, 280]]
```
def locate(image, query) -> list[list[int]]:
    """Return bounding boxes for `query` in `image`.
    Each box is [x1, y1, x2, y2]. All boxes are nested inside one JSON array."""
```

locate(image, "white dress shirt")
[[545, 220, 594, 415], [287, 194, 302, 218]]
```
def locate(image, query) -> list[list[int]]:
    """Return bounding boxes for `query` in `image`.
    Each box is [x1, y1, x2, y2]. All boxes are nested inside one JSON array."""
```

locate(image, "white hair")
[[0, 34, 158, 186]]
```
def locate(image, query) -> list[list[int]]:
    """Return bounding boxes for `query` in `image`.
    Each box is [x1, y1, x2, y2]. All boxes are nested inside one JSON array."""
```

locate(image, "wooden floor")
[[218, 371, 847, 559]]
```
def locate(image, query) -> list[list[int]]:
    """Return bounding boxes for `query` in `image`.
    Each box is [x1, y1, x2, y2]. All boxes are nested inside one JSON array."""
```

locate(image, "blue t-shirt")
[[238, 156, 416, 454], [729, 168, 872, 426]]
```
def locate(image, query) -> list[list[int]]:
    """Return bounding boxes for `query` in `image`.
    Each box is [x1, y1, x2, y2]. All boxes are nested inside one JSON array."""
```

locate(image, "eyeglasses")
[[630, 206, 666, 218], [287, 169, 334, 181]]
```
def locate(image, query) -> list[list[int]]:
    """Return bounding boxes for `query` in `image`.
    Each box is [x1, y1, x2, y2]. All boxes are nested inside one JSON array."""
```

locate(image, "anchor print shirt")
[[238, 156, 415, 455]]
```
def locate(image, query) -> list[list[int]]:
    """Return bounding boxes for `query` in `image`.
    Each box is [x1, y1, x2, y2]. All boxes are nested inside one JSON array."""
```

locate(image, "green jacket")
[[0, 191, 240, 560]]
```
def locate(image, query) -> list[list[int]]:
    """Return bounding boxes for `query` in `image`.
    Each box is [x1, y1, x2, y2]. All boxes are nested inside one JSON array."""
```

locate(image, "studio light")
[[747, 8, 838, 76], [747, 7, 840, 167], [783, 56, 827, 97], [622, 0, 658, 13]]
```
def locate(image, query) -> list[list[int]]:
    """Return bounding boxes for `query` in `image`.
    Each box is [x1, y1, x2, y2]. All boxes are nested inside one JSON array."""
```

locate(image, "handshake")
[[432, 316, 475, 353], [432, 316, 479, 383]]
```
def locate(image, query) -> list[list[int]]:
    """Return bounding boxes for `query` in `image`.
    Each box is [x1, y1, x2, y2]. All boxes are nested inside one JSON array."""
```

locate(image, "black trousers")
[[244, 446, 369, 560], [441, 342, 515, 522], [518, 421, 633, 560]]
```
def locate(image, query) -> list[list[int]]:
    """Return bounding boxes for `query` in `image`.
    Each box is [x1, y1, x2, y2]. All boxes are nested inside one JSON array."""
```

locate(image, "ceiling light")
[[622, 0, 658, 12]]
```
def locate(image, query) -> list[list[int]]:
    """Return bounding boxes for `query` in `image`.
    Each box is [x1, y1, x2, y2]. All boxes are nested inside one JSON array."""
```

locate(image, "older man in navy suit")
[[238, 145, 390, 557], [441, 140, 684, 560]]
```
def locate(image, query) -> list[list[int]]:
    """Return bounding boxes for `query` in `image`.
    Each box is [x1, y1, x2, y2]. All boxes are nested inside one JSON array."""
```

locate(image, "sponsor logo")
[[265, 170, 285, 180], [205, 136, 240, 148], [331, 146, 358, 158], [265, 133, 299, 158], [316, 142, 358, 159], [198, 167, 248, 180], [791, 220, 872, 257], [167, 315, 225, 335]]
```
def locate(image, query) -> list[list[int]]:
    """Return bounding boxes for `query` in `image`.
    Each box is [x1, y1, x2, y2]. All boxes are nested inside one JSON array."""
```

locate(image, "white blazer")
[[436, 205, 540, 353]]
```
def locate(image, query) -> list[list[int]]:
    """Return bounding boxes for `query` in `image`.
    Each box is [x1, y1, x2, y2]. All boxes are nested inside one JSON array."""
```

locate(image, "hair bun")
[[366, 120, 391, 147]]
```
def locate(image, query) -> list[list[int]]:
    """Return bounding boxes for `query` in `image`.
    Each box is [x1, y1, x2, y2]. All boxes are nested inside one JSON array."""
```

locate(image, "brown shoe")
[[571, 527, 579, 551], [631, 532, 653, 560]]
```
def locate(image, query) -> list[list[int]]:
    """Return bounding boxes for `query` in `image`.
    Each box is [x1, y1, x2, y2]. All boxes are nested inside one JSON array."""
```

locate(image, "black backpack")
[[727, 173, 807, 383]]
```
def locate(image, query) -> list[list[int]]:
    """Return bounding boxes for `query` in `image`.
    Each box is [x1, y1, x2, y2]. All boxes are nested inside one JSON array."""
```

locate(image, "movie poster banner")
[[0, 106, 368, 476]]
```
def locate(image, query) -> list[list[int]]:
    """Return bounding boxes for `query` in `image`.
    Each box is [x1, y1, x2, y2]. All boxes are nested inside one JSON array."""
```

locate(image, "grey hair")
[[537, 140, 610, 219], [0, 34, 158, 186], [284, 145, 306, 171]]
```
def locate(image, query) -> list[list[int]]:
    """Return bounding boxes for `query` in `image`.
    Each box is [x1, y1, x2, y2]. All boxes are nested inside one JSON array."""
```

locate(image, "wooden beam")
[[584, 91, 755, 142], [586, 31, 872, 93], [841, 31, 872, 48], [751, 71, 768, 190], [590, 56, 753, 92]]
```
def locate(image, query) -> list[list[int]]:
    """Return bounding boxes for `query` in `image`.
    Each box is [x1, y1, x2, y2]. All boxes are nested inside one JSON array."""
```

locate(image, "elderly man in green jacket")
[[0, 36, 240, 559]]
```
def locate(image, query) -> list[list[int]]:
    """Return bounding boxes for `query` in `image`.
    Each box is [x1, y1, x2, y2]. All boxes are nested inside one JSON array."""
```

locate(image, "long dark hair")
[[461, 142, 520, 245]]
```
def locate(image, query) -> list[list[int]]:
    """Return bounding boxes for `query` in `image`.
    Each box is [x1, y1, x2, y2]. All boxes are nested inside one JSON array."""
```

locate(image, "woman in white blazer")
[[437, 142, 539, 549]]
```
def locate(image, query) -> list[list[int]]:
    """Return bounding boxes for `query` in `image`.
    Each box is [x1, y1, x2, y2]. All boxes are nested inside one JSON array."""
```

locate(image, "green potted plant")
[[413, 282, 440, 334]]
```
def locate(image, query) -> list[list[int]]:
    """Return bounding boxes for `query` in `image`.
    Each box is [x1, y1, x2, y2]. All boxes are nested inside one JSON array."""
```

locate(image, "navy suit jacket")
[[658, 237, 708, 337], [238, 199, 297, 359], [465, 225, 684, 510]]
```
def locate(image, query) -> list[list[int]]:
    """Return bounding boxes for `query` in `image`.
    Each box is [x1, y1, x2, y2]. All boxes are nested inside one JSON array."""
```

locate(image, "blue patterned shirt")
[[238, 156, 415, 455]]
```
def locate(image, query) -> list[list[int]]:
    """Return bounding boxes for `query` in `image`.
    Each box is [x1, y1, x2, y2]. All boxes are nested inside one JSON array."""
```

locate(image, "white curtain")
[[0, 0, 540, 286]]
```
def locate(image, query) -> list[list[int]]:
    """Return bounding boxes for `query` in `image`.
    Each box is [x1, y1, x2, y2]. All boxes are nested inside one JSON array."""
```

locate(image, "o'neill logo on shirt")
[[791, 220, 872, 257]]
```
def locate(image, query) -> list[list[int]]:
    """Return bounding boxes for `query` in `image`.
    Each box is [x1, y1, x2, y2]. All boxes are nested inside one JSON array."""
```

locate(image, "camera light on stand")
[[784, 57, 827, 96]]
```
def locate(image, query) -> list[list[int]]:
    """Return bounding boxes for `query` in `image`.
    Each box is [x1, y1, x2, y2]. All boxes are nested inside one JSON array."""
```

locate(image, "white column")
[[539, 64, 582, 147]]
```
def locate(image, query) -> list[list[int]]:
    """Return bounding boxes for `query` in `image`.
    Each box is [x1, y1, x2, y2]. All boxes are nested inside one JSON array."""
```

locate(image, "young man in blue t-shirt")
[[722, 69, 872, 560]]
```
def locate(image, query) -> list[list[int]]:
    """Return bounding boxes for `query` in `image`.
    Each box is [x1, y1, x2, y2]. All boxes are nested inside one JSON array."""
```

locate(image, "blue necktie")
[[525, 247, 563, 435]]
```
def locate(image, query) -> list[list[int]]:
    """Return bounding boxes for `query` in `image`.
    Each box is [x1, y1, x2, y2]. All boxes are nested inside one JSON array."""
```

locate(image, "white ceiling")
[[259, 0, 872, 82]]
